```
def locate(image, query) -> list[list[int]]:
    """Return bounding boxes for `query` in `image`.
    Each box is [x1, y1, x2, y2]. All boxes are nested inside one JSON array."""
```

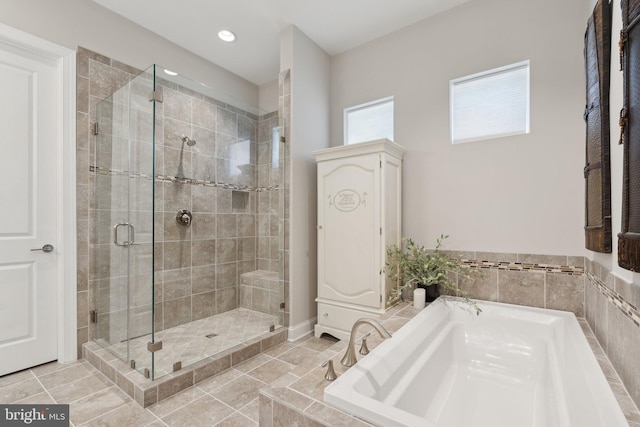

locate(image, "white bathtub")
[[324, 298, 628, 427]]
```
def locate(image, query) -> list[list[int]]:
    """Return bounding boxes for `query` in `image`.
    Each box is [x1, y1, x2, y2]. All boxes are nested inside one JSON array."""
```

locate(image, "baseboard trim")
[[288, 317, 317, 342]]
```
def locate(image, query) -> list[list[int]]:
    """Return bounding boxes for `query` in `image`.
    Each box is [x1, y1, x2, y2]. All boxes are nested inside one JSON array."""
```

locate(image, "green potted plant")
[[383, 234, 481, 313]]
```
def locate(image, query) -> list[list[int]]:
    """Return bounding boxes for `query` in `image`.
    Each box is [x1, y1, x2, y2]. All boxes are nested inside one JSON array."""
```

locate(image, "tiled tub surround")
[[435, 251, 586, 316], [2, 303, 637, 426], [585, 259, 640, 413], [78, 47, 287, 378], [325, 299, 628, 426], [259, 302, 640, 426]]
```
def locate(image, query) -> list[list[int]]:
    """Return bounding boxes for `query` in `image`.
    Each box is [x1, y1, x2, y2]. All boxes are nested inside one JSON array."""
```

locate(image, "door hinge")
[[280, 136, 286, 143], [280, 302, 285, 309], [380, 227, 382, 235], [148, 90, 163, 103], [380, 160, 382, 168], [380, 295, 383, 303], [90, 310, 97, 323], [92, 123, 98, 136], [147, 341, 163, 353]]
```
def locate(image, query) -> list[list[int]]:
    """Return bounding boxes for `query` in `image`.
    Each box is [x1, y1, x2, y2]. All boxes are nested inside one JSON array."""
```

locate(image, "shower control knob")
[[176, 210, 192, 226]]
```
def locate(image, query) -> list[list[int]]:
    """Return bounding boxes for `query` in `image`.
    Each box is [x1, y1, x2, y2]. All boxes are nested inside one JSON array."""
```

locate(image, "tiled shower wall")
[[76, 47, 286, 357], [278, 70, 291, 327], [256, 111, 284, 273]]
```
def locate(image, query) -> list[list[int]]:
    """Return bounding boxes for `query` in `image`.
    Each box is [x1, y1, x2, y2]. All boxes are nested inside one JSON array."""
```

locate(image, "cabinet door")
[[317, 154, 381, 308]]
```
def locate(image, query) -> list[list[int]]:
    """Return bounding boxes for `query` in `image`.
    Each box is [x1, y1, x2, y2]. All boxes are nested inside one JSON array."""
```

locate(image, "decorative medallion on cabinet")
[[313, 139, 405, 340]]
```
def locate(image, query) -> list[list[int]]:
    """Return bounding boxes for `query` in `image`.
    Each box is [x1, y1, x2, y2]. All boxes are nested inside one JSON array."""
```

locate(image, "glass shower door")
[[92, 66, 156, 378]]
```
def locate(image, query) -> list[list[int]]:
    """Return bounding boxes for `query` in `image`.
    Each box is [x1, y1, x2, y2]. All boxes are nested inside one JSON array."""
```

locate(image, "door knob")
[[31, 244, 54, 253]]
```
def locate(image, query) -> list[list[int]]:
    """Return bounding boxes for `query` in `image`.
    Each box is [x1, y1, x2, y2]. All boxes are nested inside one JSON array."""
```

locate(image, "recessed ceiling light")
[[163, 69, 178, 76], [218, 30, 236, 42]]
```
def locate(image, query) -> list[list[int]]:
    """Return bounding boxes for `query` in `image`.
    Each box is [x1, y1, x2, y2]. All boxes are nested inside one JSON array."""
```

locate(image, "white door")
[[0, 44, 59, 375], [317, 153, 381, 308]]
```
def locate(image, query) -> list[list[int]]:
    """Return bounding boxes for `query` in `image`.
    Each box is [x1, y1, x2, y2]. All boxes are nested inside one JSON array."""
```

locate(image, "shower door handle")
[[113, 223, 135, 247]]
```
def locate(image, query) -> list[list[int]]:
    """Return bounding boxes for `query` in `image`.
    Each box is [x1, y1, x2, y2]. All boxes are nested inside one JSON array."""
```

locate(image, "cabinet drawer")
[[317, 302, 380, 333]]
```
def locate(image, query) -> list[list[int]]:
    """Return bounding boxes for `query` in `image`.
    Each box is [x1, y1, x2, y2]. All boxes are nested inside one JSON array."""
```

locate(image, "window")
[[450, 61, 530, 144], [344, 97, 394, 145]]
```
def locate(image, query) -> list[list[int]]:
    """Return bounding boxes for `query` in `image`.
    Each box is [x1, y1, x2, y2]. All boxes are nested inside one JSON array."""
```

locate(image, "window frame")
[[343, 96, 394, 145], [449, 60, 530, 145]]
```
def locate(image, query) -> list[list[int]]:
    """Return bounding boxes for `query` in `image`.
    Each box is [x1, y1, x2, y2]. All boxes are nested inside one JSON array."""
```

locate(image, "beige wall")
[[0, 0, 259, 107], [259, 79, 279, 113], [330, 0, 592, 256], [280, 26, 331, 331]]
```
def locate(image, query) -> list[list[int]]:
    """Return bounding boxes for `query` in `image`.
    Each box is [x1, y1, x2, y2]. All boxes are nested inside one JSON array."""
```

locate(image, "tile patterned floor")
[[0, 331, 346, 426], [105, 308, 280, 378], [2, 302, 640, 427]]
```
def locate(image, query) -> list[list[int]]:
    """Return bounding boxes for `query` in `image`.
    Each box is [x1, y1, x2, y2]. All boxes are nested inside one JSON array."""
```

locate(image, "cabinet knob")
[[322, 312, 328, 317], [318, 225, 323, 230]]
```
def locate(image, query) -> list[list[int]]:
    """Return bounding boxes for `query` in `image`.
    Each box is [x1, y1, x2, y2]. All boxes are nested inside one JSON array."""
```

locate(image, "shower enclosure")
[[90, 65, 285, 380]]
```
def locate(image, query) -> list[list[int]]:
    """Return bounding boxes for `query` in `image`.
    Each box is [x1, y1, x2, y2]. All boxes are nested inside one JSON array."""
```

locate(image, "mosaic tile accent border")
[[588, 271, 640, 327], [460, 259, 584, 276], [90, 165, 281, 192]]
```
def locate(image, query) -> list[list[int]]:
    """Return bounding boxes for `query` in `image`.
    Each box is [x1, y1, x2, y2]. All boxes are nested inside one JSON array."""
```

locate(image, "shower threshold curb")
[[82, 327, 287, 407]]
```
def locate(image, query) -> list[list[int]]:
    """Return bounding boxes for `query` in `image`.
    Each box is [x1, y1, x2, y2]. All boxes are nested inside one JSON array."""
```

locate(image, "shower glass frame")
[[92, 64, 286, 380]]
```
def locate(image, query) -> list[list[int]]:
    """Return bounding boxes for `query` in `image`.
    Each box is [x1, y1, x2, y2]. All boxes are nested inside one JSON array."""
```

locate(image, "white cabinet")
[[313, 139, 404, 340]]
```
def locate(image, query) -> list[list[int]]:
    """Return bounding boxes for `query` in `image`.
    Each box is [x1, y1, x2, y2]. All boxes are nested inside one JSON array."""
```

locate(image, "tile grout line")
[[28, 369, 58, 406], [33, 362, 98, 397], [152, 370, 244, 418], [223, 396, 260, 426]]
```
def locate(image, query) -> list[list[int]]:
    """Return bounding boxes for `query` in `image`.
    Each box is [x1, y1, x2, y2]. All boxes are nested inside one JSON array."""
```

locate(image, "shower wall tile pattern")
[[278, 69, 291, 327], [76, 47, 287, 360]]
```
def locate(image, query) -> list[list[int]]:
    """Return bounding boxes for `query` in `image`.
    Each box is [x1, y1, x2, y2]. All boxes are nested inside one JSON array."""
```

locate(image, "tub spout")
[[341, 318, 392, 367]]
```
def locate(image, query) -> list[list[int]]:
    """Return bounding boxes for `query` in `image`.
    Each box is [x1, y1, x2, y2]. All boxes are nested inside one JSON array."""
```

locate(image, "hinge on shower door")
[[148, 90, 163, 103], [147, 341, 163, 353], [90, 310, 97, 323]]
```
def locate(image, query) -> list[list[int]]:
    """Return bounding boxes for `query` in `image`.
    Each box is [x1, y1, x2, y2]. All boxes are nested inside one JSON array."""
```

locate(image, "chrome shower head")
[[181, 135, 196, 146]]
